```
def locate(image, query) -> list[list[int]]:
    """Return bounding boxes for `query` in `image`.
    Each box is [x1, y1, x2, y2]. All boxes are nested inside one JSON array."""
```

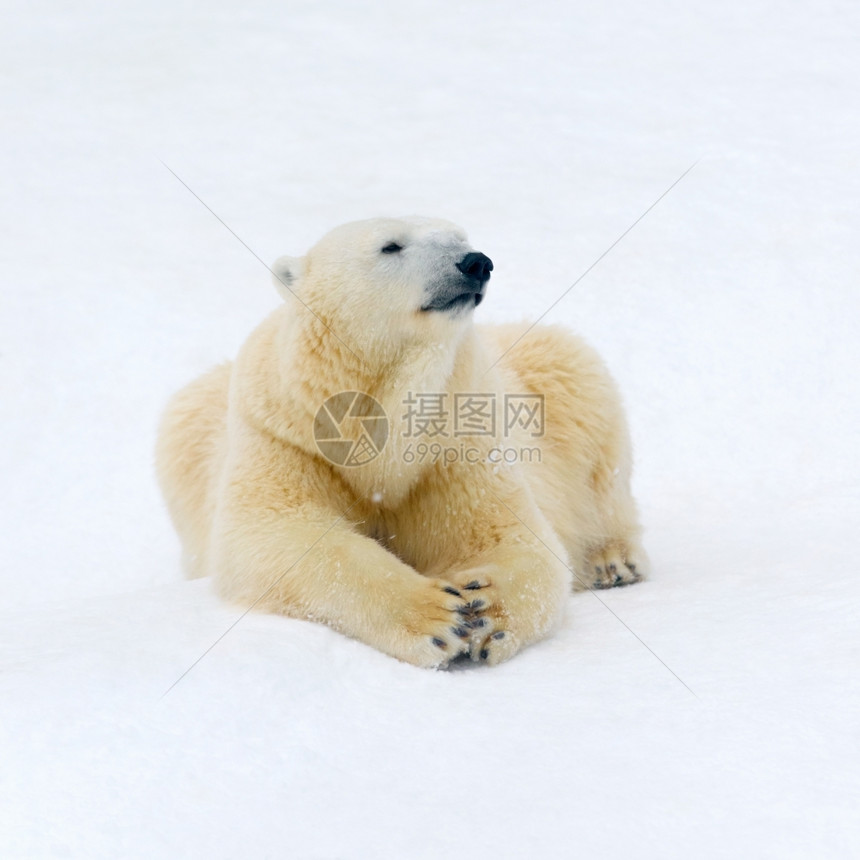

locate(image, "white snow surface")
[[2, 0, 859, 857]]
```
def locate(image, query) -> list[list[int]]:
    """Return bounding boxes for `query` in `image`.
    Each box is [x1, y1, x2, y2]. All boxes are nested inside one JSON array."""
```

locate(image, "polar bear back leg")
[[155, 362, 232, 578], [482, 324, 646, 588]]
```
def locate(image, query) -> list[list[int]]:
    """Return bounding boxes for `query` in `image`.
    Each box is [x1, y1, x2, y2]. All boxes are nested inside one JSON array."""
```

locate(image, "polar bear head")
[[271, 217, 493, 360]]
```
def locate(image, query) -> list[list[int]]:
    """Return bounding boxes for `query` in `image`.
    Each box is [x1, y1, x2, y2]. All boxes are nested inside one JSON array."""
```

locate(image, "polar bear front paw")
[[393, 578, 474, 668], [581, 544, 646, 590], [444, 572, 519, 665]]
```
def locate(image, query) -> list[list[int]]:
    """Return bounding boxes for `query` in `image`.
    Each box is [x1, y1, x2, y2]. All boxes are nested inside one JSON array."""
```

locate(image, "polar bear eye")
[[380, 242, 403, 254]]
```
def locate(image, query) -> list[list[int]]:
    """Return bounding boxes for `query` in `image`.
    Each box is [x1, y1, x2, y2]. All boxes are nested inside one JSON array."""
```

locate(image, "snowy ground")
[[2, 0, 859, 856]]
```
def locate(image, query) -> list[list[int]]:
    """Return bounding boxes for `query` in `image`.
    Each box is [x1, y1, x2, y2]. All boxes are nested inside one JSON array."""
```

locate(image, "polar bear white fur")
[[156, 217, 646, 667]]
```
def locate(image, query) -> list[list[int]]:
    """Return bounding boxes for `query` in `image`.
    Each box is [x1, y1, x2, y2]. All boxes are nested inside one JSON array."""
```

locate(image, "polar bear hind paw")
[[583, 544, 646, 590]]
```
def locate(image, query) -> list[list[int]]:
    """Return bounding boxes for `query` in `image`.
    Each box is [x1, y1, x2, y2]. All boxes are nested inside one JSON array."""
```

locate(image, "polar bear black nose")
[[457, 252, 494, 284]]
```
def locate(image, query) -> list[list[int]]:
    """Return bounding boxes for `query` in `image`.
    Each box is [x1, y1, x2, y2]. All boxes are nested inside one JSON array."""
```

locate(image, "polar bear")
[[156, 217, 646, 668]]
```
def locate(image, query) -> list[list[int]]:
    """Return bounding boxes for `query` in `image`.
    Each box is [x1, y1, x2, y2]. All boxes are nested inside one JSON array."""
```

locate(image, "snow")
[[2, 0, 859, 856]]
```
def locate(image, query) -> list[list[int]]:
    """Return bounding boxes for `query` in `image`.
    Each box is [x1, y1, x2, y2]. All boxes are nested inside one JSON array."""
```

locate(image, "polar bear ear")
[[271, 255, 305, 301]]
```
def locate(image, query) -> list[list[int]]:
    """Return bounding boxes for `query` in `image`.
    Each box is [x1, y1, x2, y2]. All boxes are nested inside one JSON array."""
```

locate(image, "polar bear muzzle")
[[421, 251, 493, 313]]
